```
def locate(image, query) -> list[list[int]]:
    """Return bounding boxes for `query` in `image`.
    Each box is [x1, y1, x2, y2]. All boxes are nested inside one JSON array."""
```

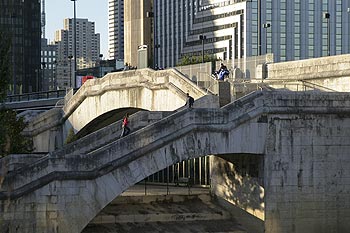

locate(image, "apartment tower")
[[108, 0, 124, 60], [54, 18, 100, 89]]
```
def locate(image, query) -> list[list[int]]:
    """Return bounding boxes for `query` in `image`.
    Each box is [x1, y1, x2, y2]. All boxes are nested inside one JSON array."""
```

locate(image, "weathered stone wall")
[[23, 108, 63, 152], [3, 92, 350, 233], [211, 154, 265, 221], [0, 92, 267, 233], [264, 113, 350, 233]]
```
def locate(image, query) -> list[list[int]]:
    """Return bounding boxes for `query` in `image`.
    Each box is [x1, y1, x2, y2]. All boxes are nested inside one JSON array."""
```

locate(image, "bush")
[[0, 108, 33, 157]]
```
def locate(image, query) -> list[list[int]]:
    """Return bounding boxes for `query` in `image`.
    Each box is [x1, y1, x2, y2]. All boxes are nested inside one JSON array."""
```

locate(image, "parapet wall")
[[24, 68, 215, 153], [266, 54, 350, 92]]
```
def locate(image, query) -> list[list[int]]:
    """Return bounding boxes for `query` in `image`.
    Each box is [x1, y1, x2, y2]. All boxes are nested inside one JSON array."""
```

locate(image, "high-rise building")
[[0, 0, 41, 94], [41, 38, 58, 91], [40, 0, 58, 91], [108, 0, 124, 60], [151, 0, 350, 68], [124, 0, 152, 68], [54, 18, 100, 89]]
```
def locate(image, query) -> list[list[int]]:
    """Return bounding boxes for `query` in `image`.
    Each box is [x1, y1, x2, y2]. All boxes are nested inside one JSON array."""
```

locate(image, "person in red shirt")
[[120, 113, 130, 138]]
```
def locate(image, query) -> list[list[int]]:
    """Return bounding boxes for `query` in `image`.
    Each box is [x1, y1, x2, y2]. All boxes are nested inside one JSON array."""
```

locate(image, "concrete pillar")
[[218, 81, 231, 107]]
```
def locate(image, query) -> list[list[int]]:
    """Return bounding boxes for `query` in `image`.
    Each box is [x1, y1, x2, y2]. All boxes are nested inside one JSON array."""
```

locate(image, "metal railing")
[[4, 89, 79, 103]]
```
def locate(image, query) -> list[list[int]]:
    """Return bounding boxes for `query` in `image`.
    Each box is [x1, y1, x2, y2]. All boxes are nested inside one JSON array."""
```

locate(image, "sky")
[[45, 0, 109, 58]]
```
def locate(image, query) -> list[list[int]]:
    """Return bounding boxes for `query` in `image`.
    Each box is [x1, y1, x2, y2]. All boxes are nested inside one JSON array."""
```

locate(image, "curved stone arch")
[[63, 68, 208, 132], [1, 104, 267, 233], [75, 107, 143, 139], [24, 69, 215, 152], [4, 91, 350, 233], [54, 119, 266, 233]]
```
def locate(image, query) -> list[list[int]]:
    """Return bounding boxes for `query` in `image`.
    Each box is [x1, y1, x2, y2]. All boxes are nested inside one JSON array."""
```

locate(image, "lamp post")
[[41, 62, 46, 91], [155, 44, 160, 69], [323, 12, 330, 56], [53, 60, 57, 90], [99, 54, 103, 77], [68, 55, 73, 88], [199, 34, 207, 63], [71, 0, 77, 88], [146, 11, 155, 68], [263, 23, 271, 54]]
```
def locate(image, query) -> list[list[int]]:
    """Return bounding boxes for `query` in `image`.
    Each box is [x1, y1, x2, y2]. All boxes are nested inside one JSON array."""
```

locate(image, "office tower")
[[152, 0, 350, 68], [257, 0, 350, 61], [108, 0, 124, 60], [41, 39, 58, 91], [0, 0, 41, 94], [124, 0, 152, 68], [54, 18, 100, 89], [40, 0, 57, 91]]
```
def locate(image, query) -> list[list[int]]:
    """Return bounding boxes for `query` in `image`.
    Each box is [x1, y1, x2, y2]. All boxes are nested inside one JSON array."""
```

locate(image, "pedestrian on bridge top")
[[213, 63, 229, 80], [185, 93, 194, 108]]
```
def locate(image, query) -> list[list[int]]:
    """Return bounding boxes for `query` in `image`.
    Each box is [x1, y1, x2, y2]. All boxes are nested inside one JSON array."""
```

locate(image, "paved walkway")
[[121, 183, 211, 196], [83, 184, 248, 233]]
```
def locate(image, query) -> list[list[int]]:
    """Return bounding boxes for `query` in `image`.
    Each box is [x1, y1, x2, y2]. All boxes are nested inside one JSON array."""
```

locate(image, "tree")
[[0, 31, 33, 157], [177, 54, 218, 66], [0, 109, 33, 157]]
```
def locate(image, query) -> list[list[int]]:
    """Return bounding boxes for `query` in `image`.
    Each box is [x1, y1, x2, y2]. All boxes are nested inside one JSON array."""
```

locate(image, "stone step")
[[83, 188, 249, 233], [91, 194, 231, 224], [84, 220, 247, 233], [90, 211, 231, 224]]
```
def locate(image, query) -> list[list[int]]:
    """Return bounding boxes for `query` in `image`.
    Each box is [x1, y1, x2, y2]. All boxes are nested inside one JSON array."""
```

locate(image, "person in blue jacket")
[[217, 63, 229, 80]]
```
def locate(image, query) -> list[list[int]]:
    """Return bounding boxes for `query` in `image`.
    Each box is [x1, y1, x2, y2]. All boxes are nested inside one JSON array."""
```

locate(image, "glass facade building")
[[0, 0, 41, 94], [153, 0, 350, 68], [108, 0, 124, 60]]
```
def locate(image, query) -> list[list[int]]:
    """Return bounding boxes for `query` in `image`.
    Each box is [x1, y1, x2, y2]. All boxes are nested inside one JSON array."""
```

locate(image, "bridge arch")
[[1, 104, 267, 232], [25, 68, 215, 152], [3, 91, 350, 233], [63, 68, 208, 132], [75, 107, 143, 139]]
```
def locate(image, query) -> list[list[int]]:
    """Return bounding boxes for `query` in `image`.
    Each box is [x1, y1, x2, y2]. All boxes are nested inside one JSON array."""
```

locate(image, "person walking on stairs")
[[185, 93, 194, 108], [120, 113, 130, 138]]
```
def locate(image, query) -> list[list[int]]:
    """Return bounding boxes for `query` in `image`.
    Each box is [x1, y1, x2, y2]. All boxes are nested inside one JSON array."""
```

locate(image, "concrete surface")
[[2, 91, 350, 233], [83, 184, 248, 233]]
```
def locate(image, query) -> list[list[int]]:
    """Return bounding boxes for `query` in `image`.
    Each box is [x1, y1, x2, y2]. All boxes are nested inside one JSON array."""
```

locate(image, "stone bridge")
[[26, 68, 217, 152], [1, 91, 350, 233]]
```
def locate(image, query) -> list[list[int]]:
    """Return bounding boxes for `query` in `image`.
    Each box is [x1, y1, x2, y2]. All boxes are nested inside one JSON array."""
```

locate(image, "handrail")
[[262, 78, 338, 92], [3, 91, 350, 199], [298, 80, 338, 92], [4, 89, 79, 103]]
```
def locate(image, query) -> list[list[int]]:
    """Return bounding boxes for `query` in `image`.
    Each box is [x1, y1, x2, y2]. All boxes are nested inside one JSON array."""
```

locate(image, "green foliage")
[[0, 32, 33, 157], [65, 128, 78, 144], [0, 31, 11, 102], [0, 108, 33, 157], [177, 54, 218, 66]]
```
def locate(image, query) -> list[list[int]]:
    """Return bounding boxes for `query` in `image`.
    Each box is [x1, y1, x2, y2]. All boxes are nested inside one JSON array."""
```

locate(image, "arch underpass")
[[63, 68, 209, 132], [26, 68, 217, 153], [75, 107, 142, 139], [1, 91, 350, 233]]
